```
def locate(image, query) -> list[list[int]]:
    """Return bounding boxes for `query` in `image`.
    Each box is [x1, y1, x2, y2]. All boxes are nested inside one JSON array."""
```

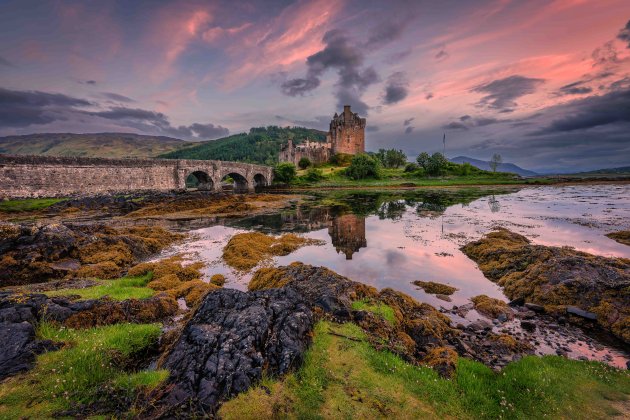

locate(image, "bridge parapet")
[[0, 154, 273, 198]]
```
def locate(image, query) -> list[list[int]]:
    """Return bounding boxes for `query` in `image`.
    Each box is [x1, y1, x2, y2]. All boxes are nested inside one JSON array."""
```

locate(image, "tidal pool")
[[155, 184, 630, 367]]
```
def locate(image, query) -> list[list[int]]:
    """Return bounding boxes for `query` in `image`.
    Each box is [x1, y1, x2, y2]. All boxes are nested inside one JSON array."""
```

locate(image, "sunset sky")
[[1, 0, 629, 172]]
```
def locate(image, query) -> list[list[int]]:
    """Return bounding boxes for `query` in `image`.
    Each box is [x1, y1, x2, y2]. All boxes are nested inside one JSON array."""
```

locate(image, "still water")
[[154, 184, 630, 367]]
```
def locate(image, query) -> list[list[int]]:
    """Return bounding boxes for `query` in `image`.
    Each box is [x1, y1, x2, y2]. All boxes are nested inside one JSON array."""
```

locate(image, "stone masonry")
[[0, 154, 273, 198], [279, 105, 366, 166]]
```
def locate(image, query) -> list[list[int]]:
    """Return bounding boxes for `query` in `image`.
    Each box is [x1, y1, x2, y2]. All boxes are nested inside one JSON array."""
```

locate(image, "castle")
[[279, 105, 366, 165]]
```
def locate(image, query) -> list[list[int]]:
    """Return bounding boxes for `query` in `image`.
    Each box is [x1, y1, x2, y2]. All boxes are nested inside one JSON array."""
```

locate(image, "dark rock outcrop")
[[158, 288, 313, 416]]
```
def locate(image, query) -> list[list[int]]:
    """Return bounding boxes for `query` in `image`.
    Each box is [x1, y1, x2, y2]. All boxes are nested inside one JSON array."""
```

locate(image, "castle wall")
[[0, 155, 273, 198], [279, 140, 330, 166]]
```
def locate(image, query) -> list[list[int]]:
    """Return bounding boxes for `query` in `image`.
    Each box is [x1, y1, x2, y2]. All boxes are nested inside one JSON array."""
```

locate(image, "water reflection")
[[329, 214, 367, 259]]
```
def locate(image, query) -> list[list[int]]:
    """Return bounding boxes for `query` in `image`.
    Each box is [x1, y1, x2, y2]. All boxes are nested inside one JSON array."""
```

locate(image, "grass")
[[0, 198, 65, 213], [288, 165, 553, 189], [351, 299, 397, 324], [46, 273, 155, 301], [219, 320, 630, 419], [0, 322, 166, 419]]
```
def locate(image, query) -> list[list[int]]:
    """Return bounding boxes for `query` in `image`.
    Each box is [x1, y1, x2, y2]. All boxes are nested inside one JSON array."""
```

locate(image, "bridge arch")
[[185, 170, 214, 190], [253, 173, 268, 188], [220, 172, 249, 193]]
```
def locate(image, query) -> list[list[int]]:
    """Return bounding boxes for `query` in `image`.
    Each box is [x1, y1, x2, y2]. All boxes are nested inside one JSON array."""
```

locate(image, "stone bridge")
[[0, 154, 274, 198]]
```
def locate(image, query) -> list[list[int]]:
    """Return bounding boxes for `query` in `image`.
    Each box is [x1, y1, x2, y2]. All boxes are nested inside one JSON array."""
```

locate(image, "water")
[[154, 184, 630, 367]]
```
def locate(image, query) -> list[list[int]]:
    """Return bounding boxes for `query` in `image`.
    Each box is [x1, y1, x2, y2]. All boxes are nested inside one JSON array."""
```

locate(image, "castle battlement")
[[279, 105, 366, 165]]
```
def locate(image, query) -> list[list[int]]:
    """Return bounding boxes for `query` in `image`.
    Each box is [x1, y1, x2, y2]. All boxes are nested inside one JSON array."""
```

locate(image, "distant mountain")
[[575, 166, 630, 175], [450, 156, 537, 176], [0, 133, 189, 158], [160, 126, 327, 165]]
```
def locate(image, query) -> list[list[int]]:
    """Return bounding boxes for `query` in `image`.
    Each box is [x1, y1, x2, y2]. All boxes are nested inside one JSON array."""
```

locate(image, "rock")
[[159, 288, 314, 415], [626, 360, 630, 370], [435, 294, 452, 302], [497, 313, 508, 323], [566, 306, 598, 320], [520, 320, 536, 332], [462, 229, 630, 344], [508, 297, 525, 307], [0, 321, 58, 380], [525, 303, 545, 313]]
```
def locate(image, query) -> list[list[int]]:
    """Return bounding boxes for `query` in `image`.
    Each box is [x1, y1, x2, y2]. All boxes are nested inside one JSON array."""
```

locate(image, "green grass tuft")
[[0, 198, 66, 213], [351, 299, 397, 324], [220, 320, 630, 419], [0, 322, 165, 418], [46, 273, 154, 301]]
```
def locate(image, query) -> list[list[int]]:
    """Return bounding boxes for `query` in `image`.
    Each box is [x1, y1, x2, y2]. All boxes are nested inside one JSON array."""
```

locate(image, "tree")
[[427, 152, 448, 176], [490, 153, 502, 172], [273, 162, 297, 184], [385, 149, 407, 168], [303, 167, 324, 182], [416, 152, 430, 170], [345, 153, 382, 180], [404, 162, 419, 172], [298, 157, 311, 169]]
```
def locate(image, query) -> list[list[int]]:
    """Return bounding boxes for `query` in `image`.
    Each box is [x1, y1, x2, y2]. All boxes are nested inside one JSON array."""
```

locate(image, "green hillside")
[[160, 126, 327, 165], [0, 133, 190, 158]]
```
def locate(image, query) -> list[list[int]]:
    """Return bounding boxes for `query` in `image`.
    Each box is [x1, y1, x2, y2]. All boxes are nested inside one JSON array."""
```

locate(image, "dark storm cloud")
[[404, 126, 414, 134], [618, 19, 630, 48], [382, 72, 409, 105], [556, 81, 593, 96], [87, 106, 227, 140], [189, 123, 229, 139], [0, 87, 92, 127], [473, 75, 545, 110], [442, 115, 506, 130], [0, 87, 229, 140], [403, 117, 414, 126], [531, 88, 630, 135], [100, 92, 135, 103], [443, 122, 468, 130], [0, 56, 14, 67], [280, 29, 386, 114]]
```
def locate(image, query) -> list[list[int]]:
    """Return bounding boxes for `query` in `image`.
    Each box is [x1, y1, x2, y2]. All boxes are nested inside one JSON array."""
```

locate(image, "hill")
[[160, 126, 327, 165], [450, 156, 537, 176], [0, 133, 189, 158], [576, 166, 630, 175]]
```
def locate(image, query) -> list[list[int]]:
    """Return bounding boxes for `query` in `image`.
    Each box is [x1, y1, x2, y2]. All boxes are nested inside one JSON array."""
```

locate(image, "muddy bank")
[[0, 222, 182, 286], [462, 228, 630, 344], [148, 263, 533, 416], [1, 191, 302, 226]]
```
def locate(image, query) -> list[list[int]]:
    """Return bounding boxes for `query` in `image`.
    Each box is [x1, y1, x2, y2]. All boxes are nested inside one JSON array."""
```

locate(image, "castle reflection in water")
[[234, 205, 367, 259]]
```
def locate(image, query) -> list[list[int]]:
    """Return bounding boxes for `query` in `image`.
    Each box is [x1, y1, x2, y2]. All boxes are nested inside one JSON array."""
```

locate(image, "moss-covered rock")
[[462, 228, 630, 343], [471, 295, 513, 320], [223, 232, 323, 270], [413, 280, 458, 295]]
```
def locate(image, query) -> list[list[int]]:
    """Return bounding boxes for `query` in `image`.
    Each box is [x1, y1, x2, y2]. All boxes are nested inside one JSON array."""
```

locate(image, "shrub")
[[273, 162, 297, 184], [298, 157, 311, 169], [427, 152, 448, 176], [459, 162, 474, 176], [345, 153, 382, 180], [416, 152, 430, 170], [303, 167, 324, 182], [404, 162, 419, 173], [330, 153, 353, 166]]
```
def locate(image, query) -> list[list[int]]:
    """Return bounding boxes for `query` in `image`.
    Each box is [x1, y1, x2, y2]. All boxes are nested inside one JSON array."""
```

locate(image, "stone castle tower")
[[327, 105, 366, 155], [279, 105, 366, 165]]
